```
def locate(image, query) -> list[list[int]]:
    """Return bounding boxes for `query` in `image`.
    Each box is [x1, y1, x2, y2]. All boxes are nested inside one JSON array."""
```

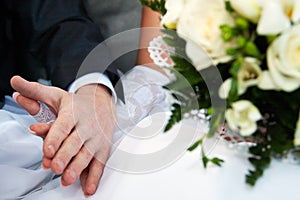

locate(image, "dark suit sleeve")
[[11, 0, 119, 90]]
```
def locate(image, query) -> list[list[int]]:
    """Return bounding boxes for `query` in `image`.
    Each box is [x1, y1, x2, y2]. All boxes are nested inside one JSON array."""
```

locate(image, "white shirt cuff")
[[68, 73, 117, 104]]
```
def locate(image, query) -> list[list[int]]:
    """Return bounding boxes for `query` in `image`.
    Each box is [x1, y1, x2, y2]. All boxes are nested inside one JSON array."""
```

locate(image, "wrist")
[[76, 84, 112, 100]]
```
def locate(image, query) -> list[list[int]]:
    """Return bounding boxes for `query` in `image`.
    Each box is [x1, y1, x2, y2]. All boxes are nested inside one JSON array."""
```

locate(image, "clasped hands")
[[10, 76, 116, 196]]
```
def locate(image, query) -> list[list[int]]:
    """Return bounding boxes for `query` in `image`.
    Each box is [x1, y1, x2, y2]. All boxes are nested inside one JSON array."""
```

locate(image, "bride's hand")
[[11, 76, 116, 196]]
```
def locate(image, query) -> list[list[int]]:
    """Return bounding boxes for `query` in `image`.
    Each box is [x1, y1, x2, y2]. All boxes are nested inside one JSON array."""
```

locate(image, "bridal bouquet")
[[140, 0, 300, 185]]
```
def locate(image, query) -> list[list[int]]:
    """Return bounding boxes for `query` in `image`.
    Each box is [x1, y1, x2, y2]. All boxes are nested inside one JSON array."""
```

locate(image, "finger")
[[10, 76, 64, 108], [61, 145, 94, 186], [83, 142, 110, 196], [43, 109, 75, 158], [42, 156, 52, 169], [13, 92, 40, 115], [50, 129, 84, 174], [84, 158, 105, 195], [79, 168, 89, 195], [29, 123, 51, 139], [81, 132, 111, 195]]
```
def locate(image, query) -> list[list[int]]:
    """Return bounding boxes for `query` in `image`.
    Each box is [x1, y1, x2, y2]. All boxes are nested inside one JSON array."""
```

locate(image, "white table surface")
[[26, 115, 300, 200]]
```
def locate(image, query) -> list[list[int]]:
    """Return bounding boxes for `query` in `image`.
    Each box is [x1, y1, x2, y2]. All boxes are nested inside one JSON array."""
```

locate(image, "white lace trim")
[[148, 36, 175, 68], [119, 66, 169, 124]]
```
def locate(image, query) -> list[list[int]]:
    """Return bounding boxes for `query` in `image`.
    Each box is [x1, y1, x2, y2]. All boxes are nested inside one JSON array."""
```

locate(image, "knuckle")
[[66, 147, 93, 174], [80, 146, 94, 161], [55, 121, 72, 137], [44, 132, 62, 146], [90, 159, 104, 171], [73, 131, 84, 146]]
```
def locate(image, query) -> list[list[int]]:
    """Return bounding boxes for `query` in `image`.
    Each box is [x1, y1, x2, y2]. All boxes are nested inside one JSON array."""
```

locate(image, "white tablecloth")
[[25, 115, 300, 200]]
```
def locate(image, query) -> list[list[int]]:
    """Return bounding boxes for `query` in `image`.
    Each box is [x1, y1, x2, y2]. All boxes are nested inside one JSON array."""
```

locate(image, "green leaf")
[[161, 29, 178, 38], [161, 30, 187, 56], [268, 124, 294, 154], [170, 56, 204, 86], [201, 147, 224, 168], [164, 79, 190, 93], [229, 57, 243, 77], [202, 155, 210, 168], [210, 157, 224, 167], [244, 41, 261, 58], [225, 0, 234, 12], [228, 78, 239, 103], [187, 138, 203, 151], [246, 169, 264, 186], [249, 157, 271, 169], [164, 103, 181, 132], [228, 57, 243, 103], [163, 36, 177, 47], [207, 108, 225, 138], [246, 133, 272, 186]]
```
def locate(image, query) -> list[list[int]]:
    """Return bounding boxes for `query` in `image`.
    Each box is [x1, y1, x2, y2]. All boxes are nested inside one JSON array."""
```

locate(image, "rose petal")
[[219, 78, 232, 99], [225, 109, 239, 131], [185, 40, 212, 71], [161, 0, 185, 28], [257, 71, 279, 90], [229, 0, 261, 23], [257, 1, 291, 35], [240, 122, 258, 136], [292, 0, 300, 22], [294, 112, 300, 146], [267, 45, 300, 92]]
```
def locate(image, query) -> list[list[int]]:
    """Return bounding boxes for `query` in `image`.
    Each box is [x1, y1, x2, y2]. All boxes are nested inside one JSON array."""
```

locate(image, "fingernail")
[[61, 179, 68, 187], [42, 162, 48, 169], [47, 145, 55, 157], [87, 184, 96, 195], [84, 192, 91, 198], [28, 128, 37, 134], [12, 92, 20, 101]]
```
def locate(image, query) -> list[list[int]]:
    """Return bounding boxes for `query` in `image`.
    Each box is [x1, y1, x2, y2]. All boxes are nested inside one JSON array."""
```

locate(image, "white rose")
[[161, 0, 185, 29], [266, 24, 300, 92], [219, 57, 263, 99], [294, 111, 300, 146], [176, 0, 235, 69], [225, 100, 262, 136], [231, 0, 300, 35]]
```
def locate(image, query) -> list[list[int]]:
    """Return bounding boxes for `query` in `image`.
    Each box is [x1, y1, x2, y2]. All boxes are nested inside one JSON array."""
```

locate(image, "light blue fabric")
[[0, 96, 55, 199], [2, 95, 28, 114]]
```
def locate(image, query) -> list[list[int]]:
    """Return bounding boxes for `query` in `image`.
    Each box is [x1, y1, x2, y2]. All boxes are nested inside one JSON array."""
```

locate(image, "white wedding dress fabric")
[[0, 66, 169, 199]]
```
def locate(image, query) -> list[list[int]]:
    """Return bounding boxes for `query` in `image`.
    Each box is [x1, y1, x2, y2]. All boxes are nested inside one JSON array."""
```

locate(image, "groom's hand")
[[11, 76, 116, 196]]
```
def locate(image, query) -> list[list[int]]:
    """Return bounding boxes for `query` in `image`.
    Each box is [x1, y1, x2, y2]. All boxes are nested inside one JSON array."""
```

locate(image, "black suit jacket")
[[0, 0, 121, 105]]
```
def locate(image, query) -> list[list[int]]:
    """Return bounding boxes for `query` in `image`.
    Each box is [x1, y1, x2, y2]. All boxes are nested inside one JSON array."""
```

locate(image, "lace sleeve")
[[148, 36, 174, 68], [119, 66, 170, 124]]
